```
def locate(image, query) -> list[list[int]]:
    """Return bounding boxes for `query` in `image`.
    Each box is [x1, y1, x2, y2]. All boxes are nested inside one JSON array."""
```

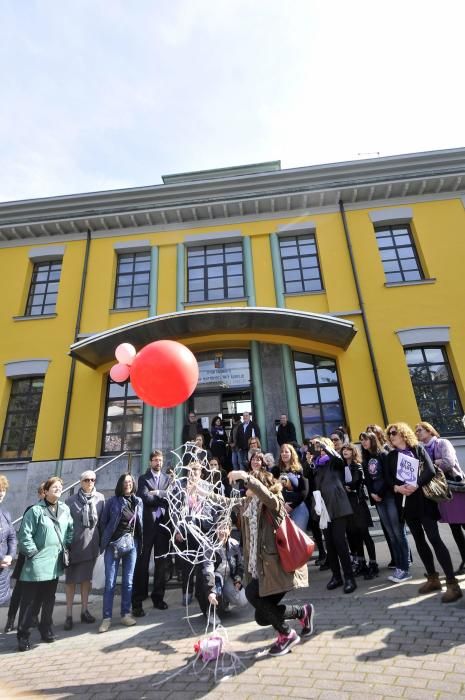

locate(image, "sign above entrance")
[[196, 352, 251, 389]]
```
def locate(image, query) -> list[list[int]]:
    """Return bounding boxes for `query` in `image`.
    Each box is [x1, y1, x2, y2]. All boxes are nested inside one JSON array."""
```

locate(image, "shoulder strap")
[[43, 506, 65, 549]]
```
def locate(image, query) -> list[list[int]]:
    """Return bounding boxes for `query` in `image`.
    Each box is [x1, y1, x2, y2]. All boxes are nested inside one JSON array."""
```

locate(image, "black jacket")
[[276, 421, 297, 446], [236, 421, 261, 450], [362, 449, 389, 502], [385, 444, 437, 520], [313, 446, 353, 520]]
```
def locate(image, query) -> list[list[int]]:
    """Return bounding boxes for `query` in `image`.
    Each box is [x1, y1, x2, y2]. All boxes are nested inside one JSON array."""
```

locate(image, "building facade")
[[1, 149, 465, 517]]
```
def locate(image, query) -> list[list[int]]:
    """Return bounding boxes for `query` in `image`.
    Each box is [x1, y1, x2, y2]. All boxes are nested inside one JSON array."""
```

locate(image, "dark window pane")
[[294, 352, 344, 441], [114, 252, 151, 309], [406, 346, 464, 436], [25, 260, 62, 316], [0, 377, 44, 459], [375, 224, 423, 283], [280, 233, 322, 294], [102, 378, 143, 454], [187, 242, 243, 301]]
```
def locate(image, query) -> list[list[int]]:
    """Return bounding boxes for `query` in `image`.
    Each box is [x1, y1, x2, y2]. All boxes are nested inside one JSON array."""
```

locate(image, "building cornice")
[[1, 148, 464, 242]]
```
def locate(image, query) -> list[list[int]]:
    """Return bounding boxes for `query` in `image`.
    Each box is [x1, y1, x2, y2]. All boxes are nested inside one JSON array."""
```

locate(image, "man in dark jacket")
[[236, 412, 261, 468], [132, 450, 171, 616], [276, 414, 297, 447]]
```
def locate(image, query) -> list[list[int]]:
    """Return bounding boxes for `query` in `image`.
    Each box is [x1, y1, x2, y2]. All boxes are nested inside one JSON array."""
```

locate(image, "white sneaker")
[[121, 614, 137, 627], [98, 618, 111, 633]]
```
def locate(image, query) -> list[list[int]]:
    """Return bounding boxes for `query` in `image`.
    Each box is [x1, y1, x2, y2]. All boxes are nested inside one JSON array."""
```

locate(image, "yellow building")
[[1, 149, 465, 515]]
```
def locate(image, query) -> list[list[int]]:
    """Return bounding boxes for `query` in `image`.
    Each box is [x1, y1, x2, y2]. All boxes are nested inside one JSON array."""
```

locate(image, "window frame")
[[114, 251, 151, 310], [0, 376, 45, 460], [25, 260, 62, 316], [293, 352, 345, 439], [101, 378, 144, 455], [186, 242, 245, 303], [374, 223, 424, 284], [279, 233, 324, 295], [405, 345, 465, 436]]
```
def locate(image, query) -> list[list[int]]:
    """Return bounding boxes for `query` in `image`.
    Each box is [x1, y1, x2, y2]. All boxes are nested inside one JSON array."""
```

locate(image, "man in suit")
[[132, 450, 171, 616], [236, 411, 261, 469]]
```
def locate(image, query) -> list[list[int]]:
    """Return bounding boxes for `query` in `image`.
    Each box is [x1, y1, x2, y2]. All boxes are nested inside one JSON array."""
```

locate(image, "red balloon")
[[130, 340, 199, 408]]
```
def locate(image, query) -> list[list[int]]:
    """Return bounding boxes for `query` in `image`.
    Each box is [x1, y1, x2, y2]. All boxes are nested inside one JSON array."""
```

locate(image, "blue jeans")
[[239, 449, 249, 469], [231, 449, 241, 470], [376, 497, 409, 571], [103, 541, 138, 619]]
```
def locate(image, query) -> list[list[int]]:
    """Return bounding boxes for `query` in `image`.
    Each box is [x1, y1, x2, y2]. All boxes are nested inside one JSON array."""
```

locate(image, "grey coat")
[[66, 491, 105, 564]]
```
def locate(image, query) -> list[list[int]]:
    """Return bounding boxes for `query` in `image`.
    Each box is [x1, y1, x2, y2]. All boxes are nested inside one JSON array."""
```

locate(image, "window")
[[0, 377, 44, 459], [279, 234, 323, 294], [102, 379, 143, 454], [114, 252, 150, 309], [405, 347, 465, 436], [25, 261, 61, 315], [294, 352, 345, 438], [187, 242, 244, 302], [375, 224, 423, 283]]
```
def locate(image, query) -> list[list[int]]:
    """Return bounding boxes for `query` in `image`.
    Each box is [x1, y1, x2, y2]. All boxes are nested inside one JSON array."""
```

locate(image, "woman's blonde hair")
[[248, 436, 261, 449], [416, 421, 440, 438], [0, 474, 9, 491], [386, 422, 418, 448], [278, 443, 302, 473]]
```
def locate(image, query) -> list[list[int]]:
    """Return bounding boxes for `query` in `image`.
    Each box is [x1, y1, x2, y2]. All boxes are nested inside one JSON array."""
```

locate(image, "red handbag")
[[265, 508, 315, 573]]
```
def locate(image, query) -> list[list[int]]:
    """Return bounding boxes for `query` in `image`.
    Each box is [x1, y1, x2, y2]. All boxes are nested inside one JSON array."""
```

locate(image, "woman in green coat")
[[17, 476, 73, 651]]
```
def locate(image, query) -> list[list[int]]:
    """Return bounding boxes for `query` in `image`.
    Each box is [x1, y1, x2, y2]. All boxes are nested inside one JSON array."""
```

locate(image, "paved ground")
[[1, 528, 465, 700]]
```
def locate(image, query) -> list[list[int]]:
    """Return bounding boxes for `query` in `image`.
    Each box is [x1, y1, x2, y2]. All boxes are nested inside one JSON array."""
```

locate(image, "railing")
[[12, 451, 131, 527]]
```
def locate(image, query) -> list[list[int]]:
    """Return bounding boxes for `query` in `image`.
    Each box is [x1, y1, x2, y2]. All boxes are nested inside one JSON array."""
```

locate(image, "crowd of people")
[[0, 412, 464, 657]]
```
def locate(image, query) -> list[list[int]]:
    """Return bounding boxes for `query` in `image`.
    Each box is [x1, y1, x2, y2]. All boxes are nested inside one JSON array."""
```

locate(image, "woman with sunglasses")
[[63, 471, 105, 631], [415, 421, 465, 575], [385, 422, 462, 602]]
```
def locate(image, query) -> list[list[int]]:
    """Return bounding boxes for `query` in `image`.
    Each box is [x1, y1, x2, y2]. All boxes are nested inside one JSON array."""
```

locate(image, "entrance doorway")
[[190, 389, 252, 439]]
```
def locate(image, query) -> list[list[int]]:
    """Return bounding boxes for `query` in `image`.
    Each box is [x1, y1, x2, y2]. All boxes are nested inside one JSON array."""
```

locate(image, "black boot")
[[4, 617, 15, 633], [353, 560, 368, 577], [17, 637, 31, 652], [326, 576, 343, 590], [364, 562, 379, 580], [344, 577, 357, 594]]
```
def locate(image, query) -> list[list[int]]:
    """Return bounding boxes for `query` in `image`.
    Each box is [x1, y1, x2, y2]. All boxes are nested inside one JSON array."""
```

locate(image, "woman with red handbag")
[[227, 468, 314, 657]]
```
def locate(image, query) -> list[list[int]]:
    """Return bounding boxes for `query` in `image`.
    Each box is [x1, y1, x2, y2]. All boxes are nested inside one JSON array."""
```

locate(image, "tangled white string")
[[164, 442, 241, 566]]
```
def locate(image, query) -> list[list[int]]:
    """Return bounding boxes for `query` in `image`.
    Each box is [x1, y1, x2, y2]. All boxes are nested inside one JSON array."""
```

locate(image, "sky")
[[2, 0, 465, 203]]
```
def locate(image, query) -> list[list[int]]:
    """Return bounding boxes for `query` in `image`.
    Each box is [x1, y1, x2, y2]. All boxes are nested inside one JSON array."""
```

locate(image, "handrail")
[[11, 451, 131, 526]]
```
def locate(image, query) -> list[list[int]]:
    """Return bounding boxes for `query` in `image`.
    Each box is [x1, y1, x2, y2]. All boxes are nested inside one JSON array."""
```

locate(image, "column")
[[269, 232, 285, 308], [174, 243, 186, 448], [250, 340, 267, 451], [281, 344, 303, 445], [242, 235, 256, 306], [141, 245, 159, 471]]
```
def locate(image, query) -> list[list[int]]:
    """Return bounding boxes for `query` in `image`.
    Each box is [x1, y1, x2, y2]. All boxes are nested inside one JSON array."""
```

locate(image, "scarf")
[[243, 496, 259, 579], [424, 437, 436, 460], [315, 454, 330, 468], [78, 488, 98, 528]]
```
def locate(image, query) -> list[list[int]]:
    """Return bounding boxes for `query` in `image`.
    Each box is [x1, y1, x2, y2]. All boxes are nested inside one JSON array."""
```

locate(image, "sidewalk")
[[1, 526, 465, 700]]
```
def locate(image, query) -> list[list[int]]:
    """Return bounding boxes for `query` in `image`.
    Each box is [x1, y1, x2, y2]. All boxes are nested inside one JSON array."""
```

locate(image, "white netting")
[[164, 442, 242, 566]]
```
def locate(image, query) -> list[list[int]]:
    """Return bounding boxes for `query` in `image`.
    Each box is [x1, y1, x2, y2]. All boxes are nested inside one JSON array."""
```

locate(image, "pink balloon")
[[110, 362, 130, 383], [115, 343, 137, 365]]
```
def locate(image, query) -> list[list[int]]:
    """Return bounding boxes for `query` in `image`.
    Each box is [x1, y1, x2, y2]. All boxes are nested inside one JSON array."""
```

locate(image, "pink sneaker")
[[299, 603, 314, 638], [268, 628, 300, 656]]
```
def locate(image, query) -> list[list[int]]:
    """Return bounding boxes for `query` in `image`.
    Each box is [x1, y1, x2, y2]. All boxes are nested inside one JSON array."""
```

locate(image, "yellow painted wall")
[[1, 195, 465, 462]]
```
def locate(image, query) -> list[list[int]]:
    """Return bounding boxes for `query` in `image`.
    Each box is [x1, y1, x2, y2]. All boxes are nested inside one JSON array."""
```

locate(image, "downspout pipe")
[[338, 201, 388, 426], [59, 229, 92, 468]]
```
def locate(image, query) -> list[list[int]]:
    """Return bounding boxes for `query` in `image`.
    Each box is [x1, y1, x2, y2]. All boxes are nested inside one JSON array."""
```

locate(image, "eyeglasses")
[[388, 430, 398, 437], [82, 478, 96, 482]]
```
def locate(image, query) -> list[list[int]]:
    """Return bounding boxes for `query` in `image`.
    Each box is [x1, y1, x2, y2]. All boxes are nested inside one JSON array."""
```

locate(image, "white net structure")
[[164, 442, 242, 566]]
